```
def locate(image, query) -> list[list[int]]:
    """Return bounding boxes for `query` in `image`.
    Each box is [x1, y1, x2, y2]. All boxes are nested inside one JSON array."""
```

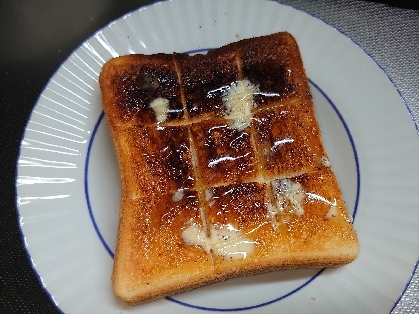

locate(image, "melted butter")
[[272, 179, 305, 216], [205, 188, 216, 206], [182, 222, 255, 260], [325, 205, 338, 219], [182, 223, 207, 247], [149, 97, 169, 123], [205, 188, 213, 201], [266, 200, 278, 219], [319, 155, 331, 167], [222, 79, 260, 131], [266, 200, 282, 229], [172, 189, 184, 202]]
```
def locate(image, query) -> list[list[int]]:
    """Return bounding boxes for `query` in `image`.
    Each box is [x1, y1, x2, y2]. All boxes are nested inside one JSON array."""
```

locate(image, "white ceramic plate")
[[16, 0, 419, 313]]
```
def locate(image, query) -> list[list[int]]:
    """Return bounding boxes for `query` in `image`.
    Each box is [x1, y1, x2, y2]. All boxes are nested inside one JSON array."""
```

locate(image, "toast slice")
[[99, 32, 359, 305]]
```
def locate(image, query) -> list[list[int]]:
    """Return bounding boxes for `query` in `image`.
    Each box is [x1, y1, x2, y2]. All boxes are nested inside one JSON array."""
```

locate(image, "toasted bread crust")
[[99, 32, 359, 305]]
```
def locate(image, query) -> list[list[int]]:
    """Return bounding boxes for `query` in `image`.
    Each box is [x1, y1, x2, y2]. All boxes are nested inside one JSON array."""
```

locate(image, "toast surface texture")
[[99, 32, 359, 305]]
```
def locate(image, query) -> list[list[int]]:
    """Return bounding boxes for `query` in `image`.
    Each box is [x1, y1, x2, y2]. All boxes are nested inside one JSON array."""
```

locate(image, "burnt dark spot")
[[142, 126, 195, 189], [208, 182, 268, 226], [176, 51, 239, 118], [237, 37, 301, 106], [113, 61, 184, 123], [166, 144, 193, 188], [190, 120, 258, 186]]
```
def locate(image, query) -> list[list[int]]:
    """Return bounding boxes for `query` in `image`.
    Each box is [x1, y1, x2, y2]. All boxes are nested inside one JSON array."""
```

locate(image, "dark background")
[[1, 2, 154, 312], [1, 0, 418, 313]]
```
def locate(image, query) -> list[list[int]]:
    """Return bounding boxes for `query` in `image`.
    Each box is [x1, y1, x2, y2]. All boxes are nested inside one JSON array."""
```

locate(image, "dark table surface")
[[1, 1, 418, 313]]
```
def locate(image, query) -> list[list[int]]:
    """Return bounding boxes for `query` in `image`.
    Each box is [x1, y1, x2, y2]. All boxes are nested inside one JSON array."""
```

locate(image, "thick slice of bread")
[[99, 32, 359, 305]]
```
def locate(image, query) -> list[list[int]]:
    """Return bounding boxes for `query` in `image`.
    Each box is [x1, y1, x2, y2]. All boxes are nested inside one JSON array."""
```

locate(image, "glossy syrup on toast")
[[99, 32, 359, 305]]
